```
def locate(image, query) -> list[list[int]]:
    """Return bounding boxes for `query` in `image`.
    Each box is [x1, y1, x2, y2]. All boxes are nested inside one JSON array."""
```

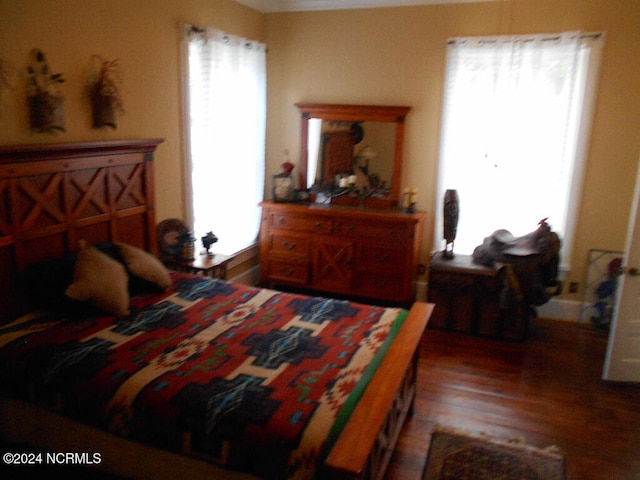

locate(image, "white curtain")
[[434, 32, 603, 268], [183, 27, 266, 255]]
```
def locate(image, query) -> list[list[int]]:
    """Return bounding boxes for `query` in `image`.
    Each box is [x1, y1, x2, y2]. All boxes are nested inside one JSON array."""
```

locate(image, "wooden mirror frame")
[[296, 103, 411, 208]]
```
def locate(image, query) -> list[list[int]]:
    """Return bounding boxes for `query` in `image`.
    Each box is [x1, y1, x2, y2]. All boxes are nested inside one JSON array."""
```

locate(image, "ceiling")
[[233, 0, 487, 13]]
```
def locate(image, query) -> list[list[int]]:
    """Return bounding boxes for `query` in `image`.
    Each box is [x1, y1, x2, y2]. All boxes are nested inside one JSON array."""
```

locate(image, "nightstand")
[[164, 253, 231, 280]]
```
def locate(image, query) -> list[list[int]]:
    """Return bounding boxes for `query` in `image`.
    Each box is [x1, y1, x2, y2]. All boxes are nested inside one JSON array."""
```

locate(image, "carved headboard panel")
[[0, 139, 163, 323]]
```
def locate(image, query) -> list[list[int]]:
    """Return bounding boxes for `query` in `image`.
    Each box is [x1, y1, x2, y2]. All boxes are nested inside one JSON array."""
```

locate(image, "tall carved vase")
[[443, 189, 459, 259]]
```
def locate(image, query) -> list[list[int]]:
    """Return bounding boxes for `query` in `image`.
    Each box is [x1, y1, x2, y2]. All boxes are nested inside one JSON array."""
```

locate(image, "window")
[[434, 32, 604, 269], [183, 27, 266, 255]]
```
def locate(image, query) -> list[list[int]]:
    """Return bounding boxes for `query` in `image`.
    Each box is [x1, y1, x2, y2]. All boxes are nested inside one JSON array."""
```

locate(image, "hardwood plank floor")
[[385, 318, 640, 480]]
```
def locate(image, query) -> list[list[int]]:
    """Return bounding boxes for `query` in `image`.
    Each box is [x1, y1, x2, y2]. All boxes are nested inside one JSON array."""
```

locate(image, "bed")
[[0, 139, 432, 480]]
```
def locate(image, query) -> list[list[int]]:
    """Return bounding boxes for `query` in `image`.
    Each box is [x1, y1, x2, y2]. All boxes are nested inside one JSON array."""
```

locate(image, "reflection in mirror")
[[307, 120, 396, 196], [297, 103, 411, 208]]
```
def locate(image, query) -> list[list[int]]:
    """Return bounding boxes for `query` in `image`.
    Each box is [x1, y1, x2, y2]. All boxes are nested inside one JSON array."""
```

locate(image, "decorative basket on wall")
[[28, 91, 65, 133], [89, 56, 124, 129], [26, 49, 65, 133]]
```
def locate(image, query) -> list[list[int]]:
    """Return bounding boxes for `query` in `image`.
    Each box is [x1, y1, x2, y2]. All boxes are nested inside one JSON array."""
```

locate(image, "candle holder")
[[402, 187, 418, 213]]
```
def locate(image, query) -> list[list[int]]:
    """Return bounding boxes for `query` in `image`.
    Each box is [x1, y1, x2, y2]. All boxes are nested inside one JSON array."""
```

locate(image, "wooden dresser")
[[259, 201, 426, 305]]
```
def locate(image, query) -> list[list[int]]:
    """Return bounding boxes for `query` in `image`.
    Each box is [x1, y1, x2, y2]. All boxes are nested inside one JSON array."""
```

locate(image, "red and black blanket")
[[0, 274, 406, 479]]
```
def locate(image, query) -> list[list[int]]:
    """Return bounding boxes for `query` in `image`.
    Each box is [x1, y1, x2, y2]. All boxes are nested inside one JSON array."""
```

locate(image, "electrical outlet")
[[569, 282, 579, 294]]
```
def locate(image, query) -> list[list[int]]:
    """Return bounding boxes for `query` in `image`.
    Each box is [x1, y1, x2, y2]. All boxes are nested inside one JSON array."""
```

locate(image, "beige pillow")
[[65, 241, 130, 316], [115, 242, 172, 290]]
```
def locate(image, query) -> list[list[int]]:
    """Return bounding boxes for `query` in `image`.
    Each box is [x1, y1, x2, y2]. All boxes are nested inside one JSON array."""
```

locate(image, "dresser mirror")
[[296, 103, 411, 208]]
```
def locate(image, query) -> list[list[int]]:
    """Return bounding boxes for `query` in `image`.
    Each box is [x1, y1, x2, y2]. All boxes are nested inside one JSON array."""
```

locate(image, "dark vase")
[[443, 189, 459, 259]]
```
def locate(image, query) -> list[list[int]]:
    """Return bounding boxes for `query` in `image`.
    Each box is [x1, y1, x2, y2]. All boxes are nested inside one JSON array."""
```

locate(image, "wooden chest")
[[427, 252, 528, 340]]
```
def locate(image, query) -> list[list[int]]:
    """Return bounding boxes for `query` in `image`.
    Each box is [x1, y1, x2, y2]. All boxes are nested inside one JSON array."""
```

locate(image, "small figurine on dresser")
[[201, 231, 218, 258], [272, 159, 295, 202]]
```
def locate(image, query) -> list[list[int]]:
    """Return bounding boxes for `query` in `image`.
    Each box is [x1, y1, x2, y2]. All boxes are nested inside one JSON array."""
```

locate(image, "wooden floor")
[[385, 318, 640, 480]]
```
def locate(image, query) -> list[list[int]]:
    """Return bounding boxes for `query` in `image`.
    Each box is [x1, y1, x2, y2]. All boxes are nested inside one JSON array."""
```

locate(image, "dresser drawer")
[[336, 220, 410, 243], [264, 259, 309, 285], [356, 245, 405, 274], [355, 274, 404, 300], [270, 212, 332, 234], [267, 232, 311, 259]]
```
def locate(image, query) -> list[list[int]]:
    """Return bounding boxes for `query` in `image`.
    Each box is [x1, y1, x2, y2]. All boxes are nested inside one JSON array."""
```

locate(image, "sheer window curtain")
[[434, 32, 604, 270], [182, 26, 266, 256]]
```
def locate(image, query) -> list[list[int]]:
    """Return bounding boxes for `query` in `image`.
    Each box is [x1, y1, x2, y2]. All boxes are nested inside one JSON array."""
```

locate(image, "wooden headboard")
[[0, 139, 163, 323]]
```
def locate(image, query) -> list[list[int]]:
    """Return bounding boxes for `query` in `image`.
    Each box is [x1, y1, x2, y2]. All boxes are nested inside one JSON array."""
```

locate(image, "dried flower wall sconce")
[[88, 55, 124, 129], [27, 48, 65, 133]]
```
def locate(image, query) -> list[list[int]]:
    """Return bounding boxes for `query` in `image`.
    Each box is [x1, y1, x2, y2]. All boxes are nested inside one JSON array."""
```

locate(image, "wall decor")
[[26, 48, 65, 133], [89, 55, 124, 129]]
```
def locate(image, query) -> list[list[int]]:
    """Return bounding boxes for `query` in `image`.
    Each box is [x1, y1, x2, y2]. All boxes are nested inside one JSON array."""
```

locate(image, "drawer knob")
[[280, 267, 295, 276], [281, 241, 297, 250], [315, 222, 323, 230], [279, 218, 286, 225]]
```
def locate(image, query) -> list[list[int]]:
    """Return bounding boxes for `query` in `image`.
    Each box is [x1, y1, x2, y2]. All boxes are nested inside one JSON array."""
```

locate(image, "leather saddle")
[[472, 218, 561, 307]]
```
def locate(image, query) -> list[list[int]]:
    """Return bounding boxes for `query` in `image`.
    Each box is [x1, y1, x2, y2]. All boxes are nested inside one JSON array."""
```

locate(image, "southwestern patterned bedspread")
[[0, 274, 407, 479]]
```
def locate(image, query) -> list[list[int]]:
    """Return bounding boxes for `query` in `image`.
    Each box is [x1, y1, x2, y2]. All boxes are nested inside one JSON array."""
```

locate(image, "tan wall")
[[0, 0, 265, 225], [265, 0, 640, 302], [2, 0, 639, 302]]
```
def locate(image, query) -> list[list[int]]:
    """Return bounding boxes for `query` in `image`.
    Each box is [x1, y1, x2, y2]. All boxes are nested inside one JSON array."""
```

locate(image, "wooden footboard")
[[325, 301, 433, 480]]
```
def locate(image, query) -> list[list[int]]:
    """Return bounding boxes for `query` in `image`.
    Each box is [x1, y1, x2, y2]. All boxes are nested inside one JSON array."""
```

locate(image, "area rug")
[[423, 426, 566, 480]]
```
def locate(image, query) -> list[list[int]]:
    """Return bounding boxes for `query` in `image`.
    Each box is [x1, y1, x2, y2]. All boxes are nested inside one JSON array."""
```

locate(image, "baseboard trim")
[[229, 265, 260, 286], [535, 298, 582, 322]]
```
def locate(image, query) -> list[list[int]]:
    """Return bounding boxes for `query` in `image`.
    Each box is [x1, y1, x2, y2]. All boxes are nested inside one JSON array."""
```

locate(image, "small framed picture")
[[272, 174, 294, 202]]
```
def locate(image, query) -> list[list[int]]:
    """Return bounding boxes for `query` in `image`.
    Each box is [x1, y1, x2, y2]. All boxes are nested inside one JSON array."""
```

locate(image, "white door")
[[603, 156, 640, 382]]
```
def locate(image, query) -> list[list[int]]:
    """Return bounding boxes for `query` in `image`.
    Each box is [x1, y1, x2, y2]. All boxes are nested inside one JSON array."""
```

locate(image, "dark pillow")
[[94, 242, 126, 264], [21, 253, 109, 317], [22, 252, 78, 311]]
